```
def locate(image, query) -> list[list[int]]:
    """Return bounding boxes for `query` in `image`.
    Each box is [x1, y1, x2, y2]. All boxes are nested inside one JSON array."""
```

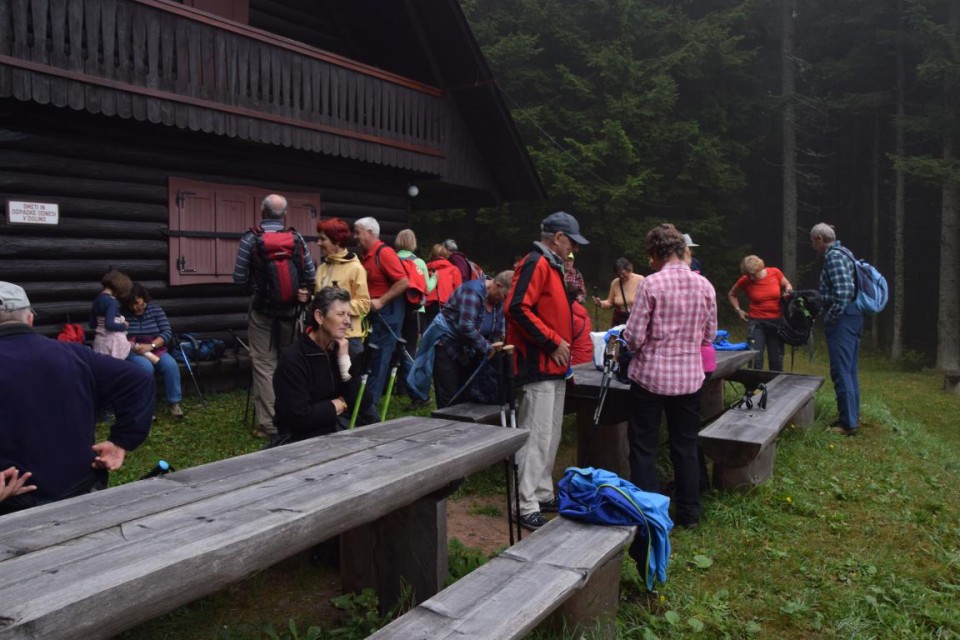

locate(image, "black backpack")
[[778, 290, 823, 347], [249, 226, 308, 315]]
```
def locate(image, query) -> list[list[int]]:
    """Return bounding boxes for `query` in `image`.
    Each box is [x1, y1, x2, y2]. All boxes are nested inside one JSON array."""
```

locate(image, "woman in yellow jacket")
[[314, 217, 371, 366]]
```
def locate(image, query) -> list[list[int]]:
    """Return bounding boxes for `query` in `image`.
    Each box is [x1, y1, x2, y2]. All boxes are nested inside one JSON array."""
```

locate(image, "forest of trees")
[[413, 0, 958, 372]]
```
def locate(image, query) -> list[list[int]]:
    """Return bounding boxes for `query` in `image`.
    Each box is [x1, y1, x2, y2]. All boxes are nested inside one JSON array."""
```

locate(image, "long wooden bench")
[[0, 418, 526, 640], [431, 402, 502, 425], [369, 517, 636, 640], [698, 372, 824, 490]]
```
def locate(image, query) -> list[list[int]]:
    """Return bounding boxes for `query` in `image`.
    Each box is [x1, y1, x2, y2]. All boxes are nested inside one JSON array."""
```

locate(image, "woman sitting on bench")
[[124, 283, 184, 419]]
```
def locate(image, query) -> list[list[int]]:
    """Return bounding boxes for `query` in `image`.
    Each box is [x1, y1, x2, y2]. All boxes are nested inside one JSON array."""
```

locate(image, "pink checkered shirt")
[[623, 261, 718, 396]]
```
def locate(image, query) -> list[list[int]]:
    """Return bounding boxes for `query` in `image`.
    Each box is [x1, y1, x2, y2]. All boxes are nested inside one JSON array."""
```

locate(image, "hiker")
[[683, 233, 705, 277], [563, 252, 586, 304], [314, 217, 370, 369], [507, 211, 589, 530], [273, 287, 371, 442], [423, 244, 463, 327], [1, 282, 153, 515], [393, 229, 435, 400], [90, 269, 133, 360], [569, 282, 593, 365], [593, 257, 644, 328], [233, 194, 316, 440], [355, 216, 408, 415], [811, 222, 862, 436], [727, 255, 794, 371], [442, 238, 479, 282], [406, 271, 512, 409], [622, 224, 717, 530], [124, 283, 185, 419]]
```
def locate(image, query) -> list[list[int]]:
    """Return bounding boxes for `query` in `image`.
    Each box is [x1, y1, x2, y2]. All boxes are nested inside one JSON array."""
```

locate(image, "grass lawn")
[[103, 334, 960, 639]]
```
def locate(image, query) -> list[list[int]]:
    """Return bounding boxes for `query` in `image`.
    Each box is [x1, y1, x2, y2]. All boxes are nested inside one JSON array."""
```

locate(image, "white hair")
[[261, 194, 287, 219], [442, 239, 458, 252], [810, 222, 836, 243], [354, 217, 380, 238]]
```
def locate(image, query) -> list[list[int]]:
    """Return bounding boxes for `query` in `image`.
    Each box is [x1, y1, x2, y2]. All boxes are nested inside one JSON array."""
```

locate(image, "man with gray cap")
[[505, 211, 589, 530], [0, 282, 153, 514], [234, 194, 316, 439]]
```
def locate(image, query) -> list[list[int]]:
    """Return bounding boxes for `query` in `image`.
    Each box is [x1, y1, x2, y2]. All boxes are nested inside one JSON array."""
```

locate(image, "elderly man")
[[811, 222, 862, 436], [234, 194, 316, 439], [355, 217, 409, 415], [506, 211, 589, 530], [406, 271, 513, 408], [0, 282, 153, 515]]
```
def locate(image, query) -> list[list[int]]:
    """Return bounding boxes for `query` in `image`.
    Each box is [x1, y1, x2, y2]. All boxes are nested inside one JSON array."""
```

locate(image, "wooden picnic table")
[[0, 417, 527, 640], [564, 350, 756, 477]]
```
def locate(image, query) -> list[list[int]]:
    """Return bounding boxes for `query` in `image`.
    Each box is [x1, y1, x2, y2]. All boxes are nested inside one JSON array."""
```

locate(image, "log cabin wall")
[[0, 100, 414, 341]]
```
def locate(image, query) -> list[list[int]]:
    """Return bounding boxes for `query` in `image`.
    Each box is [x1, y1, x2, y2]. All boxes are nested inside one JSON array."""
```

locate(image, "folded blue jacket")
[[713, 328, 749, 351], [558, 466, 673, 590]]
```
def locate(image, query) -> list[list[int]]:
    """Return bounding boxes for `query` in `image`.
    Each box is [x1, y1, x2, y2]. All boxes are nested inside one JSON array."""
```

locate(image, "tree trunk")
[[891, 0, 905, 360], [870, 110, 880, 349], [780, 0, 797, 278], [937, 2, 960, 380]]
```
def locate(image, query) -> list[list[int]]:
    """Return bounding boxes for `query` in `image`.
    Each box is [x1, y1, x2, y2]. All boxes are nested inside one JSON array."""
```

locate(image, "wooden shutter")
[[285, 196, 323, 267]]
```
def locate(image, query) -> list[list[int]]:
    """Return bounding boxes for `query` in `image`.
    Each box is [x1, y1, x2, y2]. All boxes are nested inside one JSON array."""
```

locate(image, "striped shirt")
[[123, 303, 173, 344], [623, 261, 718, 396], [819, 241, 856, 324]]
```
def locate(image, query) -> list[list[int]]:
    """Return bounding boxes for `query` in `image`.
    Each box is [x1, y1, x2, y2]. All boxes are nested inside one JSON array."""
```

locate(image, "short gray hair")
[[442, 238, 458, 252], [355, 216, 380, 238], [0, 308, 31, 324], [261, 194, 287, 219], [810, 222, 836, 243], [494, 270, 514, 289], [311, 286, 351, 325]]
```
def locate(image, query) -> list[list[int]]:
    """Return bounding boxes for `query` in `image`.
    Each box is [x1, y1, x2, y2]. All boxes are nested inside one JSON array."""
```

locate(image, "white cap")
[[683, 233, 699, 247]]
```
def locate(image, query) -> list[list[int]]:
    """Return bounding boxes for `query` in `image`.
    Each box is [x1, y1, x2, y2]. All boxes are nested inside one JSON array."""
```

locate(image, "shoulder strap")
[[618, 279, 630, 313]]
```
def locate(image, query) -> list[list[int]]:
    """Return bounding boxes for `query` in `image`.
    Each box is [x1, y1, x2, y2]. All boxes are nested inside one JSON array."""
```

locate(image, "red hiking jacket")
[[425, 259, 463, 306]]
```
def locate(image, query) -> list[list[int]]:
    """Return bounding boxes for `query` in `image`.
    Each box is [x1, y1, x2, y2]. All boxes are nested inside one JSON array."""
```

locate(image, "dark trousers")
[[825, 303, 863, 428], [748, 318, 784, 371], [627, 382, 703, 526], [396, 304, 420, 395], [433, 346, 463, 409]]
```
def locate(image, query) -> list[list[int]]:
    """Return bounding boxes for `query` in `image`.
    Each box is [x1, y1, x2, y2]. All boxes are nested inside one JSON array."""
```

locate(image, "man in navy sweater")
[[0, 282, 154, 514]]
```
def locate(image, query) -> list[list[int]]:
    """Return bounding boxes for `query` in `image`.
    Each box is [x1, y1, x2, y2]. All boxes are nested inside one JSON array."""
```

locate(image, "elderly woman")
[[727, 255, 793, 371], [273, 287, 371, 443], [623, 224, 717, 529], [124, 283, 184, 418], [406, 271, 513, 409], [593, 257, 644, 327], [314, 217, 371, 367]]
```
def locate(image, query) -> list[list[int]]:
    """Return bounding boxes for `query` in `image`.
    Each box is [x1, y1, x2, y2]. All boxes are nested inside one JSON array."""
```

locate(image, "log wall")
[[0, 100, 413, 341]]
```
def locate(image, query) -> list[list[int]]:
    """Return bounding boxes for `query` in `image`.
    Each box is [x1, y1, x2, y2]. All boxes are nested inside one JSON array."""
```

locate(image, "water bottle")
[[140, 460, 173, 480]]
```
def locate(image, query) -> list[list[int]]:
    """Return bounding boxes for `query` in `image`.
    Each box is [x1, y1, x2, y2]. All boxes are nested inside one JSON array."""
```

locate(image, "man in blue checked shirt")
[[810, 222, 862, 436]]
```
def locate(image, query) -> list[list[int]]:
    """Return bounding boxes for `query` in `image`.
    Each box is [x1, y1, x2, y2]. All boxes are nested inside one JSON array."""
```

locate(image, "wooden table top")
[[0, 418, 527, 640]]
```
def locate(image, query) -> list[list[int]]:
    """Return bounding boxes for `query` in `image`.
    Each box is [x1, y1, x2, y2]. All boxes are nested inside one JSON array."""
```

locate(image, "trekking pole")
[[496, 349, 514, 546], [379, 338, 407, 422], [349, 343, 378, 430], [139, 460, 174, 480], [502, 344, 522, 542], [177, 336, 206, 404], [584, 337, 620, 467], [229, 329, 254, 428], [443, 357, 490, 408]]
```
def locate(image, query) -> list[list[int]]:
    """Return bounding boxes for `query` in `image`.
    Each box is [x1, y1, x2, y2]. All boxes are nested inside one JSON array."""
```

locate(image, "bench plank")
[[0, 418, 527, 640], [431, 402, 502, 425], [370, 518, 635, 640]]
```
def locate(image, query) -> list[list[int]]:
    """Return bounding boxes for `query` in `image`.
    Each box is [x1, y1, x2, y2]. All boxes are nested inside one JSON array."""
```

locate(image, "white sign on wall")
[[6, 201, 60, 225]]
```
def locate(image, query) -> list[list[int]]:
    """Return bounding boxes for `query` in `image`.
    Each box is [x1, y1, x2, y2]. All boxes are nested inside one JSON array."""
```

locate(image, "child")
[[90, 270, 133, 360]]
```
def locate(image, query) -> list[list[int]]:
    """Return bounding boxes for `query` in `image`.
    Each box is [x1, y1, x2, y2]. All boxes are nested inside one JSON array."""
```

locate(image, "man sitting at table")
[[273, 287, 372, 442], [0, 281, 154, 515]]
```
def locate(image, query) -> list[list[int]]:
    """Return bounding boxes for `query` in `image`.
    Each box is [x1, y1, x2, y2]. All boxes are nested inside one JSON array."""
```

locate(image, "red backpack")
[[249, 225, 308, 314], [399, 255, 427, 306], [57, 323, 86, 343]]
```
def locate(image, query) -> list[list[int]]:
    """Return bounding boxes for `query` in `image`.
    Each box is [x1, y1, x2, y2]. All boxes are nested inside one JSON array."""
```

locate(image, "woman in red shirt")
[[727, 255, 794, 371]]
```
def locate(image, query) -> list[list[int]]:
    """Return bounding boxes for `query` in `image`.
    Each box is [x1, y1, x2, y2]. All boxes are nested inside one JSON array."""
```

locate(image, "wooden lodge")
[[0, 0, 543, 341]]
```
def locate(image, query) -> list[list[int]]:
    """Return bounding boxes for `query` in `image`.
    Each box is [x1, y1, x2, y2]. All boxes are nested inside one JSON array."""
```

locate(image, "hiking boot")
[[538, 498, 559, 513], [828, 425, 857, 437], [517, 512, 548, 531], [408, 396, 431, 410], [169, 403, 184, 419]]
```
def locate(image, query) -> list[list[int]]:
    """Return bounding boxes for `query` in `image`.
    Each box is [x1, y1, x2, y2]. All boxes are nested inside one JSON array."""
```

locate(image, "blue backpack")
[[836, 246, 888, 315], [558, 466, 673, 591]]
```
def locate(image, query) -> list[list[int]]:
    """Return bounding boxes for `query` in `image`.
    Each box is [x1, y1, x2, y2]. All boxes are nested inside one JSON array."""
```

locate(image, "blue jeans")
[[365, 297, 406, 410], [824, 302, 863, 428], [128, 352, 182, 404]]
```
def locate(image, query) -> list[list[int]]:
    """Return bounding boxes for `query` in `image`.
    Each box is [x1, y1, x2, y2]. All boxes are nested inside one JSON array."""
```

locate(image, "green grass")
[[106, 334, 960, 640]]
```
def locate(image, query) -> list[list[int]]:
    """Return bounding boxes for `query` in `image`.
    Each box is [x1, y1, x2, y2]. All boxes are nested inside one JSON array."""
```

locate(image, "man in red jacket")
[[506, 211, 589, 530]]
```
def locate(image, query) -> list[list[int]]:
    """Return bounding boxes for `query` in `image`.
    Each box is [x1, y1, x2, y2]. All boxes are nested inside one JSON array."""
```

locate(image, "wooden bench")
[[369, 517, 636, 640], [0, 418, 526, 640], [431, 402, 502, 425], [698, 372, 824, 490]]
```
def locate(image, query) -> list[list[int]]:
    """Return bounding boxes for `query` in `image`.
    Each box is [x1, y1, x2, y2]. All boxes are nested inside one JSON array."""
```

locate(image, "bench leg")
[[700, 377, 725, 423], [712, 445, 776, 490], [792, 397, 816, 429], [340, 496, 447, 612], [576, 405, 630, 478], [544, 547, 626, 640]]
